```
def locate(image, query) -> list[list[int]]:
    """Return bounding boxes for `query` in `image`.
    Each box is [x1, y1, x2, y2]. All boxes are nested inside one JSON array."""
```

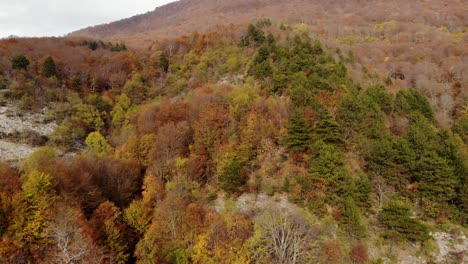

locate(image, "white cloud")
[[0, 0, 176, 38]]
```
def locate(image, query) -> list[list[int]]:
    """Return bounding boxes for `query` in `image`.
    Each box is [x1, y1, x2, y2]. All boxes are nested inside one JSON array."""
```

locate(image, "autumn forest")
[[0, 0, 467, 263]]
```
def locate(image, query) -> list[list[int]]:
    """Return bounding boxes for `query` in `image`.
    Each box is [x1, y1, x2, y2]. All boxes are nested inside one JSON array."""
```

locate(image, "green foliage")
[[378, 200, 430, 242], [342, 197, 367, 238], [405, 113, 436, 156], [452, 114, 468, 142], [123, 74, 148, 104], [83, 40, 99, 50], [20, 146, 57, 175], [85, 131, 113, 157], [314, 115, 344, 145], [111, 93, 132, 127], [338, 92, 385, 138], [11, 54, 30, 70], [365, 137, 415, 191], [10, 170, 54, 252], [41, 56, 56, 78], [219, 156, 245, 194], [364, 85, 394, 113], [111, 43, 127, 52], [160, 53, 169, 73], [415, 151, 457, 204], [282, 110, 312, 152], [240, 24, 265, 47], [308, 141, 352, 204], [395, 88, 433, 119], [0, 75, 8, 90]]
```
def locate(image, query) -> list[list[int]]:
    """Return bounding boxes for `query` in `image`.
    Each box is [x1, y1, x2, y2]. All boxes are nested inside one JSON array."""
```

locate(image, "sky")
[[0, 0, 176, 38]]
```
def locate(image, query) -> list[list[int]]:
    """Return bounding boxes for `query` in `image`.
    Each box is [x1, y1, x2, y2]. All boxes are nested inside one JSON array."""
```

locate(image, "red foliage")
[[350, 243, 369, 264]]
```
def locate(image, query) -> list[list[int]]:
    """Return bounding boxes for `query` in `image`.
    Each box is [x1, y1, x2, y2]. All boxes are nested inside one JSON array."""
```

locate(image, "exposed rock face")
[[432, 231, 468, 264], [0, 104, 56, 162]]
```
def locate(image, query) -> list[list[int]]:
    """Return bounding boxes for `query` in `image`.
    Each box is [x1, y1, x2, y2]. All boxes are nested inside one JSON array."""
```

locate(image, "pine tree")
[[219, 156, 245, 194], [282, 110, 312, 152], [160, 53, 169, 73], [378, 200, 430, 242], [416, 151, 457, 204], [11, 54, 30, 70], [342, 197, 366, 238], [41, 56, 56, 78], [314, 115, 344, 145]]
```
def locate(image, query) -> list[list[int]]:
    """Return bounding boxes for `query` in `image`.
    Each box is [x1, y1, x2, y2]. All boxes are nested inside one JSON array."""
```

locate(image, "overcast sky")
[[0, 0, 176, 38]]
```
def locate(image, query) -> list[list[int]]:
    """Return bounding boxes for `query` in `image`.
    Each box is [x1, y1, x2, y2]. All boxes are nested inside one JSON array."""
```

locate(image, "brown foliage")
[[350, 243, 369, 264], [322, 239, 343, 264]]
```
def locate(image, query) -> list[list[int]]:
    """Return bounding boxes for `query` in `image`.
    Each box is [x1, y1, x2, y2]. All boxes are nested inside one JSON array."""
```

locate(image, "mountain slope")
[[69, 0, 466, 44]]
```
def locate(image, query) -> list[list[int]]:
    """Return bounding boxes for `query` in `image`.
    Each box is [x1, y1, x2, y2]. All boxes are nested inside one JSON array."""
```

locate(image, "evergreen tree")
[[337, 93, 385, 138], [415, 151, 457, 204], [218, 156, 245, 194], [254, 46, 270, 64], [342, 197, 366, 238], [41, 56, 56, 78], [395, 88, 433, 120], [378, 200, 430, 242], [309, 141, 352, 203], [282, 110, 312, 152], [160, 53, 169, 73], [11, 54, 30, 70], [240, 24, 265, 47], [314, 115, 344, 145], [364, 85, 394, 114]]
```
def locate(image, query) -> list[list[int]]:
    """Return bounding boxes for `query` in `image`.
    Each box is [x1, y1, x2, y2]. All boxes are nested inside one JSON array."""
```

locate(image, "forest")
[[0, 20, 467, 264]]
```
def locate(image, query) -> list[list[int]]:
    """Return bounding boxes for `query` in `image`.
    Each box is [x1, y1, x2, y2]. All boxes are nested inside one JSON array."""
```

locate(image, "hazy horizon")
[[0, 0, 177, 38]]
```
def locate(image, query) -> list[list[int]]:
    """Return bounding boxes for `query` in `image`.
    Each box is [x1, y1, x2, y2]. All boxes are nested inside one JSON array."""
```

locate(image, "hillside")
[[70, 0, 467, 127], [70, 0, 465, 43], [0, 1, 467, 263]]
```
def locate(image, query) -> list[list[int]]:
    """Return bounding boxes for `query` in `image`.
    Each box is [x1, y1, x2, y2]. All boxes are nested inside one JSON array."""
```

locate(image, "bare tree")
[[48, 206, 92, 264], [255, 208, 316, 264]]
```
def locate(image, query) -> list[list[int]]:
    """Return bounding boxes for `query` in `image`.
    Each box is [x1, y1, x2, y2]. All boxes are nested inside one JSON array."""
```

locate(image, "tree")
[[85, 131, 112, 157], [41, 56, 57, 78], [122, 74, 148, 104], [350, 244, 369, 264], [254, 209, 314, 264], [111, 94, 131, 127], [342, 197, 366, 239], [415, 151, 458, 208], [8, 170, 55, 260], [11, 54, 30, 70], [395, 88, 433, 120], [308, 141, 351, 204], [88, 201, 130, 264], [240, 24, 265, 47], [49, 205, 92, 264], [282, 110, 312, 152], [378, 200, 430, 242], [364, 85, 394, 114], [160, 53, 169, 73], [337, 93, 385, 138], [313, 115, 344, 145], [218, 156, 245, 194]]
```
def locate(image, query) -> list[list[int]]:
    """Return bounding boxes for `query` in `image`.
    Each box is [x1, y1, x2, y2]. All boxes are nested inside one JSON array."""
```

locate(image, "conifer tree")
[[282, 110, 312, 152], [160, 53, 169, 73], [41, 56, 56, 78], [219, 156, 245, 194], [378, 200, 430, 242], [314, 115, 344, 145], [11, 54, 30, 70], [342, 197, 366, 238]]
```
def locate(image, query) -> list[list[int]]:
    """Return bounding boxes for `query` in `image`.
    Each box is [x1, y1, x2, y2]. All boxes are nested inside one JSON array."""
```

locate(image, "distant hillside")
[[69, 0, 466, 44], [70, 0, 466, 126]]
